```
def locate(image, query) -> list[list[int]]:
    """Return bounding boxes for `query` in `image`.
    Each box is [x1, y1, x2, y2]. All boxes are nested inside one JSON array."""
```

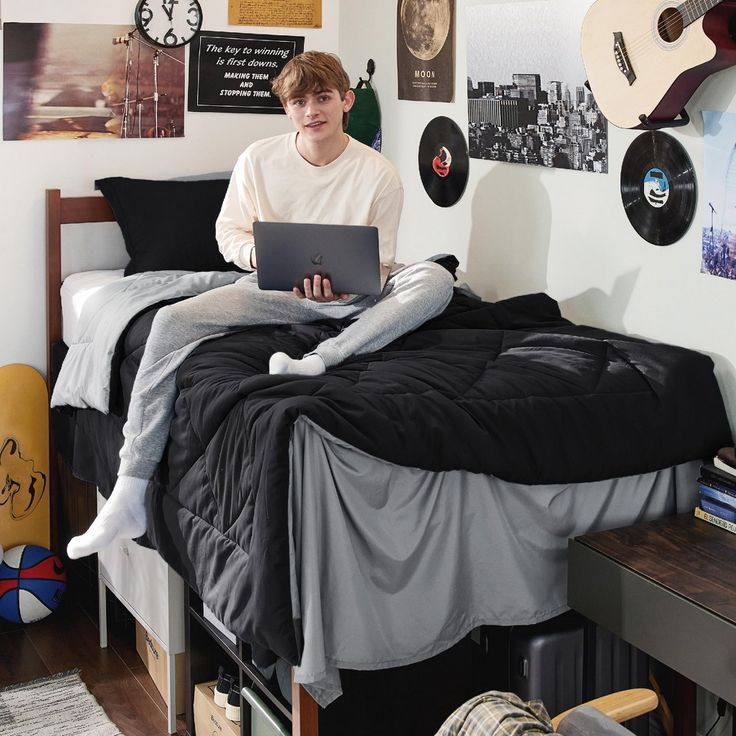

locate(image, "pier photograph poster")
[[3, 22, 185, 140]]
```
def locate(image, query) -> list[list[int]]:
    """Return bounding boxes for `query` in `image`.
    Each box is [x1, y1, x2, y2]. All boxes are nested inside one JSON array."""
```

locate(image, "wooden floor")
[[0, 578, 187, 736]]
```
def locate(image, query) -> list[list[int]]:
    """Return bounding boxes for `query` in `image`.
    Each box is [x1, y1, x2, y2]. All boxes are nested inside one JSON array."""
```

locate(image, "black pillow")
[[95, 176, 242, 276]]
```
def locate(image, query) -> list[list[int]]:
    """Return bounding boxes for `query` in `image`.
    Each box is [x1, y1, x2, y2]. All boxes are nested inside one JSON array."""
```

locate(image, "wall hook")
[[360, 58, 375, 84]]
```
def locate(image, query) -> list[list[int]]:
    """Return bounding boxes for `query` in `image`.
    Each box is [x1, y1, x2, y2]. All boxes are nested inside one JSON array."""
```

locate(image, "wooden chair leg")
[[649, 671, 674, 736]]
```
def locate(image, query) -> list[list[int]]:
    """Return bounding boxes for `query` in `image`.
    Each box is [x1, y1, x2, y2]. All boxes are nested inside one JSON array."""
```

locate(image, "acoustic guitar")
[[581, 0, 736, 129]]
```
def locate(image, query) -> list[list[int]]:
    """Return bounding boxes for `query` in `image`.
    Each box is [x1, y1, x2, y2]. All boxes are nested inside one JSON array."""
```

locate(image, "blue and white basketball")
[[0, 544, 66, 624]]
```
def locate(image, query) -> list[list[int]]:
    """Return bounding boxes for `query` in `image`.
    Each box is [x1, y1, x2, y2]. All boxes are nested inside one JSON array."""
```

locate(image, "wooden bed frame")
[[45, 188, 320, 736]]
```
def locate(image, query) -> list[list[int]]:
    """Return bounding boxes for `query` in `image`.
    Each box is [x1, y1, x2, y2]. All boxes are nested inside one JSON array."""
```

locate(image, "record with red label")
[[620, 131, 697, 246], [418, 116, 469, 207]]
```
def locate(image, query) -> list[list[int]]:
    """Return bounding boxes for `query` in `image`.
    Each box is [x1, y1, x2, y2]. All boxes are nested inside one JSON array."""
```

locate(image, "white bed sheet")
[[61, 269, 125, 345]]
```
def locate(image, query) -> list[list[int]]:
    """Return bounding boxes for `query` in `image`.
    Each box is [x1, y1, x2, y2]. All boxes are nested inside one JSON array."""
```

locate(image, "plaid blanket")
[[435, 691, 555, 736]]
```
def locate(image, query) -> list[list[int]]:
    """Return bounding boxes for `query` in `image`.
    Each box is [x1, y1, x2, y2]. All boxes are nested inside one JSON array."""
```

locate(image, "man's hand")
[[294, 274, 349, 302]]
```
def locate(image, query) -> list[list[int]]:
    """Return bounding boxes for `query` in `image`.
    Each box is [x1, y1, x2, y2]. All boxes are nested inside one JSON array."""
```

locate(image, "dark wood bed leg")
[[292, 677, 319, 736], [45, 189, 62, 377], [46, 189, 62, 554]]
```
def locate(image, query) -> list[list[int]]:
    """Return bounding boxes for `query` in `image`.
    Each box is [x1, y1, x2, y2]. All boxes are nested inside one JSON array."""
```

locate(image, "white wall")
[[339, 0, 736, 434], [0, 0, 339, 374], [1, 0, 734, 434]]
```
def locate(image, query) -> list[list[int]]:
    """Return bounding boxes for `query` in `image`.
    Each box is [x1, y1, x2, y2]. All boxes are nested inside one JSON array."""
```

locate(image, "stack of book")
[[694, 446, 736, 532]]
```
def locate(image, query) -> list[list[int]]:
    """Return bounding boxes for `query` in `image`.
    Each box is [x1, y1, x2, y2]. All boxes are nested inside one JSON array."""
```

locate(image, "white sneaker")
[[225, 682, 241, 723], [214, 666, 232, 708]]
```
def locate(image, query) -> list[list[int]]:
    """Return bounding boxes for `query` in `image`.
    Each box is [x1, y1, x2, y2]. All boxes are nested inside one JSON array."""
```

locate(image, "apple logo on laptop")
[[311, 253, 324, 265]]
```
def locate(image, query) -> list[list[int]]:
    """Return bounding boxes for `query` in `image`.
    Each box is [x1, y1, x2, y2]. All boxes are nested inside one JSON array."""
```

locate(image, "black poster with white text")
[[188, 30, 303, 113]]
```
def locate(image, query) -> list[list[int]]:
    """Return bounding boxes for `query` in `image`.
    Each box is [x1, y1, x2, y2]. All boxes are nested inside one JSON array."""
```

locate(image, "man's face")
[[283, 87, 354, 144]]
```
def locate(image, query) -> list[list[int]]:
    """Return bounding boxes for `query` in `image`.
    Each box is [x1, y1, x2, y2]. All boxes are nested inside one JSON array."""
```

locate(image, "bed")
[[45, 182, 733, 735]]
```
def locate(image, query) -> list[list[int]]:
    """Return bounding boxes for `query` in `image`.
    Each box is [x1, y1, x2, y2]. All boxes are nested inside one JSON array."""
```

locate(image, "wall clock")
[[134, 0, 203, 48]]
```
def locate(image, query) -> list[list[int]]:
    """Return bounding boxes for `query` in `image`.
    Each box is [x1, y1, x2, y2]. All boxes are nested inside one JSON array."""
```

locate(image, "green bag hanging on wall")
[[346, 78, 381, 151]]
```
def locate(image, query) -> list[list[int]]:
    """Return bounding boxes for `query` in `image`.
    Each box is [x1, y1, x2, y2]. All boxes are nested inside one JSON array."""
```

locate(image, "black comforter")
[[61, 290, 732, 666]]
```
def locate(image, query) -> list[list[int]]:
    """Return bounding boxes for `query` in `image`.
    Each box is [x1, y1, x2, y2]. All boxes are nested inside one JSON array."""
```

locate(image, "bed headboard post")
[[45, 188, 115, 393], [46, 189, 62, 393]]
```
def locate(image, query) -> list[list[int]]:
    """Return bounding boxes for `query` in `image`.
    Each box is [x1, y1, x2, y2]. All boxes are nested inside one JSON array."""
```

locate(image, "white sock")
[[269, 352, 326, 376], [66, 476, 149, 559]]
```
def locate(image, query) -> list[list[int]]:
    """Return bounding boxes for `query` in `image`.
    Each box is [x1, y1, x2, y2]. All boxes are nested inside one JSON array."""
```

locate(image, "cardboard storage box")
[[135, 621, 186, 714], [194, 680, 239, 736]]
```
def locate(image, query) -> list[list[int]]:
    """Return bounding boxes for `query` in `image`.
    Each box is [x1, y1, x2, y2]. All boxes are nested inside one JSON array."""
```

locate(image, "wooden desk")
[[568, 513, 736, 707]]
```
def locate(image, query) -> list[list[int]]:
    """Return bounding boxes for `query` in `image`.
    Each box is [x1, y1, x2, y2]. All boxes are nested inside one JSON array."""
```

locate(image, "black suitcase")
[[507, 611, 649, 735], [509, 611, 584, 716]]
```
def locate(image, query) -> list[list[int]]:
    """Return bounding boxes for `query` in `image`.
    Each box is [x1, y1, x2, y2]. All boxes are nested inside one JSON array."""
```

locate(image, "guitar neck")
[[680, 0, 723, 27]]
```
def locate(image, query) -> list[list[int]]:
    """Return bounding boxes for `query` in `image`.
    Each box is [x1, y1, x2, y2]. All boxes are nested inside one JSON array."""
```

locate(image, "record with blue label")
[[620, 131, 696, 246], [418, 116, 469, 207]]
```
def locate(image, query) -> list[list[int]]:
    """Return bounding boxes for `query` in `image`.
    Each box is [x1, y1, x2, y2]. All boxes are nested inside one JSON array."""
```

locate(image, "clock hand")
[[161, 2, 174, 21]]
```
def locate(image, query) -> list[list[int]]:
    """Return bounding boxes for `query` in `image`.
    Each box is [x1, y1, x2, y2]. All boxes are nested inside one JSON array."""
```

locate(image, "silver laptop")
[[253, 221, 382, 296]]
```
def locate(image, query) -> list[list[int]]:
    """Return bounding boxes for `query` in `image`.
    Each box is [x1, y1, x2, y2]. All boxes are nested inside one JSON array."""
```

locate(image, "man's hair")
[[271, 51, 351, 103]]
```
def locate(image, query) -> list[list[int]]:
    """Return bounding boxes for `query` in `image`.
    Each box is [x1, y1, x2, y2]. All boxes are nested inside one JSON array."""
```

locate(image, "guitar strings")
[[615, 4, 713, 61], [622, 16, 692, 58]]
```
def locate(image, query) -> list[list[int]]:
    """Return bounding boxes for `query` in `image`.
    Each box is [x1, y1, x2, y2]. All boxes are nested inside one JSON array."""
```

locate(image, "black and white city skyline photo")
[[466, 0, 607, 173]]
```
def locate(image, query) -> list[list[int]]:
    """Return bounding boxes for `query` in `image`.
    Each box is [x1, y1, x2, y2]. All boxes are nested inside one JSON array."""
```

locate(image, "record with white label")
[[620, 131, 696, 246], [418, 116, 469, 207]]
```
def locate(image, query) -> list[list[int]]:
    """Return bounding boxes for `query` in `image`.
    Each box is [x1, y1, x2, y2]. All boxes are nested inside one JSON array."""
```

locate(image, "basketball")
[[0, 544, 66, 624]]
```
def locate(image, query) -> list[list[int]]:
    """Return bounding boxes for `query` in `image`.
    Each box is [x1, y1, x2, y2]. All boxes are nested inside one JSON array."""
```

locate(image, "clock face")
[[135, 0, 202, 48]]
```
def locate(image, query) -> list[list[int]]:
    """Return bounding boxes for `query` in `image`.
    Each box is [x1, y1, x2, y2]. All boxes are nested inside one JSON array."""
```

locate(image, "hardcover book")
[[699, 496, 736, 523], [695, 505, 736, 535], [714, 447, 736, 478], [699, 482, 736, 510], [699, 468, 736, 495]]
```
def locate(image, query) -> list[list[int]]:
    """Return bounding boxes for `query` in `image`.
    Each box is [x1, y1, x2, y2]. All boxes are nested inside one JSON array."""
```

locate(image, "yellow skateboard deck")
[[0, 364, 50, 549]]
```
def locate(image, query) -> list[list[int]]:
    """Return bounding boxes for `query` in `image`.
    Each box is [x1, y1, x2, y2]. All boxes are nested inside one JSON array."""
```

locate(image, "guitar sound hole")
[[658, 7, 683, 43]]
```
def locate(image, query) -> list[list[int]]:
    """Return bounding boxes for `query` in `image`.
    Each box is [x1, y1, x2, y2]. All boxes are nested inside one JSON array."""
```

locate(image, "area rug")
[[0, 669, 122, 736]]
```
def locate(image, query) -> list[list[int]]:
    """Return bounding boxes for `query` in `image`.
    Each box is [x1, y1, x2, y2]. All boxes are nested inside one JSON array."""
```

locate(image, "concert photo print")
[[702, 111, 736, 281]]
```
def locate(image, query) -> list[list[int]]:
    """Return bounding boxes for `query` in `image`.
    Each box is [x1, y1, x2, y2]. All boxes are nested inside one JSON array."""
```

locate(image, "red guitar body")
[[653, 1, 736, 123]]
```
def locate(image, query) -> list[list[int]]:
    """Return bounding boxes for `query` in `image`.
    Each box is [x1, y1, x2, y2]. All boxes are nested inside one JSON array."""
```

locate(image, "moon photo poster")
[[397, 0, 455, 102]]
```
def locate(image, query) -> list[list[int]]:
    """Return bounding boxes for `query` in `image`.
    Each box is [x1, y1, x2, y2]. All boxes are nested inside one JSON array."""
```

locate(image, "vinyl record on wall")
[[418, 116, 469, 207], [620, 131, 697, 246]]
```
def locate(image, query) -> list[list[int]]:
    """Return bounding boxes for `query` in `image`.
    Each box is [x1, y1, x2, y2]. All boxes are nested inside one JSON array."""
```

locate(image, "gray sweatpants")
[[119, 261, 454, 479]]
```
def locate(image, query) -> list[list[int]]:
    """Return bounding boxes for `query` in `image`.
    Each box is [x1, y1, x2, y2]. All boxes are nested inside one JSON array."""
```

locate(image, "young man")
[[67, 50, 454, 560]]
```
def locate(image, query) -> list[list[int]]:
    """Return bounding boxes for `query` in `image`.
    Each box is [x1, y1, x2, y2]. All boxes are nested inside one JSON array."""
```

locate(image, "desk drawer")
[[568, 538, 736, 704]]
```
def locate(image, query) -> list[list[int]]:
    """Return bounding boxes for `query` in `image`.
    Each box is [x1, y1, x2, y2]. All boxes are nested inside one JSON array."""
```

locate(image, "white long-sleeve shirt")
[[216, 132, 403, 285]]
